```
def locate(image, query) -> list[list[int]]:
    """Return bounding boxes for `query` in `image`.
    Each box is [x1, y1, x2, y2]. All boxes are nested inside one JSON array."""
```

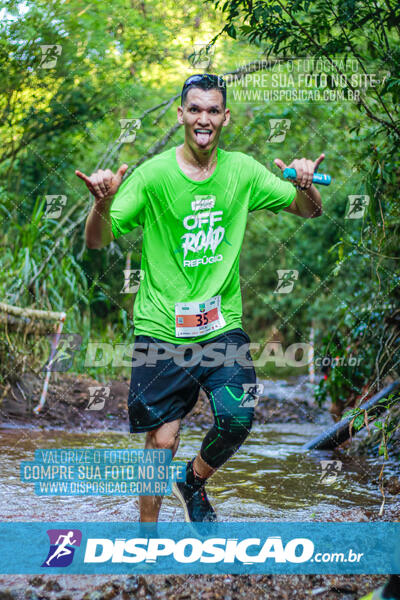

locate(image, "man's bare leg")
[[192, 453, 216, 480], [139, 418, 181, 522]]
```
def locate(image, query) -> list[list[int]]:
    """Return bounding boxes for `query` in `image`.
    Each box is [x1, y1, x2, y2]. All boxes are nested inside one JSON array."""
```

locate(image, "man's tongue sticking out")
[[195, 129, 211, 146]]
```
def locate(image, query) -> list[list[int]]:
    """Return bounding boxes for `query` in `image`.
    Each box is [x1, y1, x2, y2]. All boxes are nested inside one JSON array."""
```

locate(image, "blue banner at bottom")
[[0, 522, 398, 574]]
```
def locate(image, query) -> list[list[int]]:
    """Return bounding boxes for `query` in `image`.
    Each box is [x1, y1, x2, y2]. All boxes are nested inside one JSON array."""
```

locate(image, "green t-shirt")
[[110, 146, 296, 344]]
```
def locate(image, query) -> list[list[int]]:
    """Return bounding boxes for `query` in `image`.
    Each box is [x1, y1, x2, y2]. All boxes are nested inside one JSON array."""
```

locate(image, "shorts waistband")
[[134, 327, 250, 347]]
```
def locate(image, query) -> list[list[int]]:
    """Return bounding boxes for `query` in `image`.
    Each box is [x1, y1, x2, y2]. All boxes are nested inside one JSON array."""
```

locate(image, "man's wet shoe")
[[172, 479, 217, 523], [172, 458, 217, 525]]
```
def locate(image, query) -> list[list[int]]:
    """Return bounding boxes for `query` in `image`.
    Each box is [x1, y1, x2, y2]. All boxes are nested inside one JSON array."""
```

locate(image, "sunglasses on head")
[[182, 73, 226, 90]]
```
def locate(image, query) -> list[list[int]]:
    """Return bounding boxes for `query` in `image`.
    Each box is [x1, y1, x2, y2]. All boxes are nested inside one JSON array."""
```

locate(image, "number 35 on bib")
[[174, 295, 226, 338]]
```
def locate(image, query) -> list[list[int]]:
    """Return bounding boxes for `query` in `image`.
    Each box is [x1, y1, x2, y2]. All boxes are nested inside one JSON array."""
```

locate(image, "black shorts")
[[127, 328, 256, 433]]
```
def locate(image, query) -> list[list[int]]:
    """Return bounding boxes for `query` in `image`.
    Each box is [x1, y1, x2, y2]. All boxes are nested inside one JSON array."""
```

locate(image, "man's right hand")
[[75, 164, 129, 201]]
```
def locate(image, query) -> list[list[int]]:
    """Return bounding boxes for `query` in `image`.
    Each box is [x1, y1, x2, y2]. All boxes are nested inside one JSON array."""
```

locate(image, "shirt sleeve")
[[109, 169, 147, 239], [248, 156, 297, 214]]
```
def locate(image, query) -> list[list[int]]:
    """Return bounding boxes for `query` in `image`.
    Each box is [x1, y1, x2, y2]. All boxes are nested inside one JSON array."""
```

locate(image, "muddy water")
[[0, 422, 394, 522]]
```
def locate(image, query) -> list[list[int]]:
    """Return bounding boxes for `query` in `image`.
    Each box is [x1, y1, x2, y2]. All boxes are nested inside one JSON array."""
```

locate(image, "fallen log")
[[0, 302, 66, 321], [0, 313, 55, 334], [303, 381, 400, 450], [0, 303, 67, 413]]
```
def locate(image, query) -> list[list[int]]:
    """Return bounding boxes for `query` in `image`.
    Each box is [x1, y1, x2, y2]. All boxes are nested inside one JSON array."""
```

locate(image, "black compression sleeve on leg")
[[200, 422, 251, 470], [200, 384, 255, 469]]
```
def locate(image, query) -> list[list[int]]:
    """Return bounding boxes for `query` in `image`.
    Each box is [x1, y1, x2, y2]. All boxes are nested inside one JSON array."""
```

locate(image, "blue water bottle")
[[283, 168, 331, 186]]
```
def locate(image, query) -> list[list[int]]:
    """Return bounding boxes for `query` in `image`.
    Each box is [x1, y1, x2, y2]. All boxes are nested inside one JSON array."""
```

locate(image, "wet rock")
[[311, 588, 329, 596], [386, 475, 400, 495], [82, 581, 121, 600], [81, 593, 102, 600], [121, 574, 154, 597], [28, 577, 45, 588], [42, 580, 62, 592], [124, 575, 141, 593], [0, 590, 19, 600], [140, 575, 154, 594], [330, 582, 358, 593], [24, 589, 41, 600]]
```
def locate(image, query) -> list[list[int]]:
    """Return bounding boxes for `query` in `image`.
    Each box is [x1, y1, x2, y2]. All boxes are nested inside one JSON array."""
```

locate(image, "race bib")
[[175, 295, 226, 338]]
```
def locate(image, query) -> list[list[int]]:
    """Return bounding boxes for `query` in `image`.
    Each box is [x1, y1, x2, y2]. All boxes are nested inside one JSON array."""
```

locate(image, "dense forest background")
[[1, 0, 399, 416]]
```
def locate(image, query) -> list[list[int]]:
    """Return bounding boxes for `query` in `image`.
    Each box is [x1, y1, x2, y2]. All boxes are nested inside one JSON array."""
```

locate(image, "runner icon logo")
[[267, 119, 291, 143], [39, 45, 62, 69], [118, 119, 141, 144], [345, 195, 370, 219], [42, 334, 82, 373], [45, 195, 67, 219], [188, 42, 214, 69], [86, 386, 111, 411], [121, 269, 145, 294], [240, 383, 264, 408], [41, 529, 82, 567], [274, 269, 299, 294], [319, 460, 342, 484]]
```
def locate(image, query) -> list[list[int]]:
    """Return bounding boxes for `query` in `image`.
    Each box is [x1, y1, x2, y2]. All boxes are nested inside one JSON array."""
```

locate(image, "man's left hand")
[[274, 154, 325, 190]]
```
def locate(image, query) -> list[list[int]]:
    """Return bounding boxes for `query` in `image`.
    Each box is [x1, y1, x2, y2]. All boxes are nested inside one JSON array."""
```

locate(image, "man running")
[[77, 73, 324, 525]]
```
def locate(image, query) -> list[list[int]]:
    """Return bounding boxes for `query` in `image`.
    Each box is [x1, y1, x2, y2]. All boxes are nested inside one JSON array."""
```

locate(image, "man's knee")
[[216, 409, 254, 441], [210, 384, 255, 437], [147, 425, 179, 450]]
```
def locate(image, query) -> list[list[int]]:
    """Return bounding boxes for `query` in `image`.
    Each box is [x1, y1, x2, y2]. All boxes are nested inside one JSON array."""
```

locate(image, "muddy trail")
[[0, 373, 327, 432], [0, 374, 399, 599]]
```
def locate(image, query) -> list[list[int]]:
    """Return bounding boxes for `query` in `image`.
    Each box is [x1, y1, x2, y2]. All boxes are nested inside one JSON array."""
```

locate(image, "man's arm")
[[284, 185, 322, 218], [84, 198, 115, 249], [274, 154, 325, 219], [75, 164, 128, 249]]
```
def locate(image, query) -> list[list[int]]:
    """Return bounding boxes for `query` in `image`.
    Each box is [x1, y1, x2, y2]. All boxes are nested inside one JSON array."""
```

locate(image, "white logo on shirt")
[[181, 210, 225, 259], [191, 195, 216, 211]]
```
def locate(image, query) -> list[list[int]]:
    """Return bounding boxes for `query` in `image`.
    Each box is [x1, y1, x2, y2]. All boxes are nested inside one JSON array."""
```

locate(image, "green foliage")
[[210, 0, 400, 396], [0, 195, 90, 382], [343, 393, 400, 459], [0, 0, 232, 381], [0, 195, 88, 315]]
